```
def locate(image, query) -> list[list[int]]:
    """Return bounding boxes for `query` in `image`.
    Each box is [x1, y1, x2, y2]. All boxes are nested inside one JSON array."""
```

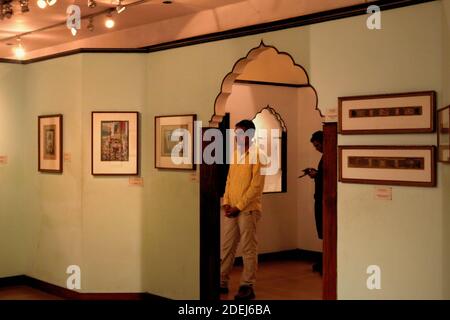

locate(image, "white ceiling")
[[0, 0, 372, 60]]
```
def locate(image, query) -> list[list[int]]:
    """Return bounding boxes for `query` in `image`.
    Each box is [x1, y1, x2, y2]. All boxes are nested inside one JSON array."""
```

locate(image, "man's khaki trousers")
[[220, 210, 261, 287]]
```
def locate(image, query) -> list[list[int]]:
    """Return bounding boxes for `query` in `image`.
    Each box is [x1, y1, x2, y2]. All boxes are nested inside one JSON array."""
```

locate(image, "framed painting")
[[155, 114, 196, 170], [91, 111, 139, 175], [38, 114, 63, 173], [438, 105, 450, 163], [338, 91, 436, 134], [339, 146, 436, 187]]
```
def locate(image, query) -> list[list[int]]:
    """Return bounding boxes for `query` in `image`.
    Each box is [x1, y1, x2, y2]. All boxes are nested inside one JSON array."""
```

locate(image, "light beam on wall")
[[13, 38, 25, 59]]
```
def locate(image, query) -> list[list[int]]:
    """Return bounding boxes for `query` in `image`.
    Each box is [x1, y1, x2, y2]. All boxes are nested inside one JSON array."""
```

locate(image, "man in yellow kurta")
[[221, 119, 267, 300]]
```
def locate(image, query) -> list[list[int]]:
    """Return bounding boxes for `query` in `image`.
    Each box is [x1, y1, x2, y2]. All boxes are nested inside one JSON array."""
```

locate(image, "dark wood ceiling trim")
[[234, 79, 311, 88], [0, 58, 23, 64], [143, 0, 435, 53], [0, 0, 436, 65], [18, 48, 148, 65]]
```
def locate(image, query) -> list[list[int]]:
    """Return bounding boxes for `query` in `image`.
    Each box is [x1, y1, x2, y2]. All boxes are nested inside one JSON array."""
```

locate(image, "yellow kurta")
[[222, 145, 267, 212]]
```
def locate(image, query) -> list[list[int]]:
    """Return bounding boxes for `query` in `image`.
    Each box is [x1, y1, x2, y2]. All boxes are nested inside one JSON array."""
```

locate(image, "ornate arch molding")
[[252, 105, 287, 132], [209, 41, 322, 128]]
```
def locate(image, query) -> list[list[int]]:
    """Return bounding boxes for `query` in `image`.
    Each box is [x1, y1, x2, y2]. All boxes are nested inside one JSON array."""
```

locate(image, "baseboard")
[[0, 275, 28, 288], [0, 275, 169, 300], [233, 248, 322, 266]]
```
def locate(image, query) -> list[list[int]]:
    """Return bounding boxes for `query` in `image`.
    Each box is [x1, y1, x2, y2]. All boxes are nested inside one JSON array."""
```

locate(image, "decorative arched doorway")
[[200, 42, 337, 300]]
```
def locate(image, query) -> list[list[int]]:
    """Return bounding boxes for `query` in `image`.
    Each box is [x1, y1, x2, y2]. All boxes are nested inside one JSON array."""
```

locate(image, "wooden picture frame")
[[155, 114, 196, 170], [91, 111, 139, 176], [338, 91, 436, 134], [38, 114, 63, 173], [339, 146, 436, 187], [438, 105, 450, 163]]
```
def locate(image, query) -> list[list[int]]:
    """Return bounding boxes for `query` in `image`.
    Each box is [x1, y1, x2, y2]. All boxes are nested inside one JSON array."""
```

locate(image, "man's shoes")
[[234, 285, 255, 300], [219, 286, 229, 294]]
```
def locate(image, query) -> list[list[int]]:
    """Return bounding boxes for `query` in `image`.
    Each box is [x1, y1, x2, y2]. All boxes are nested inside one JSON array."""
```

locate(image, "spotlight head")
[[88, 0, 97, 8], [20, 0, 30, 13], [2, 1, 13, 18], [105, 18, 115, 29], [87, 17, 94, 32], [46, 0, 57, 6], [71, 27, 77, 36], [37, 0, 47, 9], [116, 4, 125, 14], [105, 11, 115, 29]]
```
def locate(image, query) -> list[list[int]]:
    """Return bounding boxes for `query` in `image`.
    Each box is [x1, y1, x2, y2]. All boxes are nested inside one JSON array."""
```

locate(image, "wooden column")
[[322, 122, 338, 300]]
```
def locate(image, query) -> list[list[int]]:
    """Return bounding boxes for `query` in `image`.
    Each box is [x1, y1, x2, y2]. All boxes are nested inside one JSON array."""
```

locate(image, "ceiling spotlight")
[[105, 11, 115, 29], [88, 0, 96, 8], [116, 0, 125, 14], [13, 38, 25, 59], [87, 17, 94, 32], [37, 0, 47, 9], [19, 0, 30, 13], [46, 0, 57, 6], [2, 1, 13, 19], [71, 27, 77, 36]]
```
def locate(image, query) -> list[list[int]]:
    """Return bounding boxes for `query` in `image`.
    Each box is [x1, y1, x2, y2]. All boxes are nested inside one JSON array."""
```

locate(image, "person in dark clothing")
[[306, 130, 323, 275]]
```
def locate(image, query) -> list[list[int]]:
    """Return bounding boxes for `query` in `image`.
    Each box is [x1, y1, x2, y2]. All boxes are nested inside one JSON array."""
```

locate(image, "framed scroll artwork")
[[38, 114, 63, 173], [339, 146, 436, 187], [91, 111, 139, 175], [339, 91, 436, 134], [155, 114, 196, 170]]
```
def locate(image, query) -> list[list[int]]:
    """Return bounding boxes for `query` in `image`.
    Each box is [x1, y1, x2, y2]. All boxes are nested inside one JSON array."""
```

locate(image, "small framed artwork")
[[438, 105, 450, 163], [339, 146, 436, 187], [38, 114, 63, 173], [338, 91, 436, 134], [155, 114, 196, 170], [91, 111, 139, 175]]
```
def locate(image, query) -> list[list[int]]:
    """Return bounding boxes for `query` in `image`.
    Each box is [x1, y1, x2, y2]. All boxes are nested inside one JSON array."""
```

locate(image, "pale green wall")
[[0, 64, 27, 277], [1, 0, 448, 300], [22, 56, 84, 288], [81, 54, 147, 293], [310, 2, 445, 299]]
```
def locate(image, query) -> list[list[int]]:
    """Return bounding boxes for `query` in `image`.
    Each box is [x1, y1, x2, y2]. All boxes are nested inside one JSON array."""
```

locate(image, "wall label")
[[64, 153, 72, 162], [0, 155, 7, 165], [374, 187, 392, 200], [129, 177, 144, 186]]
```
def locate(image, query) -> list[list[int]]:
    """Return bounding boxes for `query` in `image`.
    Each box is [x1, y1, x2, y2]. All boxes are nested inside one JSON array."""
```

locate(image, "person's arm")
[[222, 168, 232, 208], [307, 168, 318, 179]]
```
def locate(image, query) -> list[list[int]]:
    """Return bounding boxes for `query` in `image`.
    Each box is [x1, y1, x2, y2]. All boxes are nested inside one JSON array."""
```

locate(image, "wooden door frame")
[[322, 122, 338, 300], [199, 122, 338, 300]]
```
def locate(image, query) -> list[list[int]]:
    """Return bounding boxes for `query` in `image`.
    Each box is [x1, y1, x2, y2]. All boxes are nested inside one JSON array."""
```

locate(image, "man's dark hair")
[[235, 119, 256, 132], [310, 130, 323, 143]]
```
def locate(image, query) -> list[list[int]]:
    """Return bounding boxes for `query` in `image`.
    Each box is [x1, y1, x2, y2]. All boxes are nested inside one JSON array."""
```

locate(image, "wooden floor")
[[221, 259, 322, 300], [0, 285, 62, 300], [0, 259, 321, 300]]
